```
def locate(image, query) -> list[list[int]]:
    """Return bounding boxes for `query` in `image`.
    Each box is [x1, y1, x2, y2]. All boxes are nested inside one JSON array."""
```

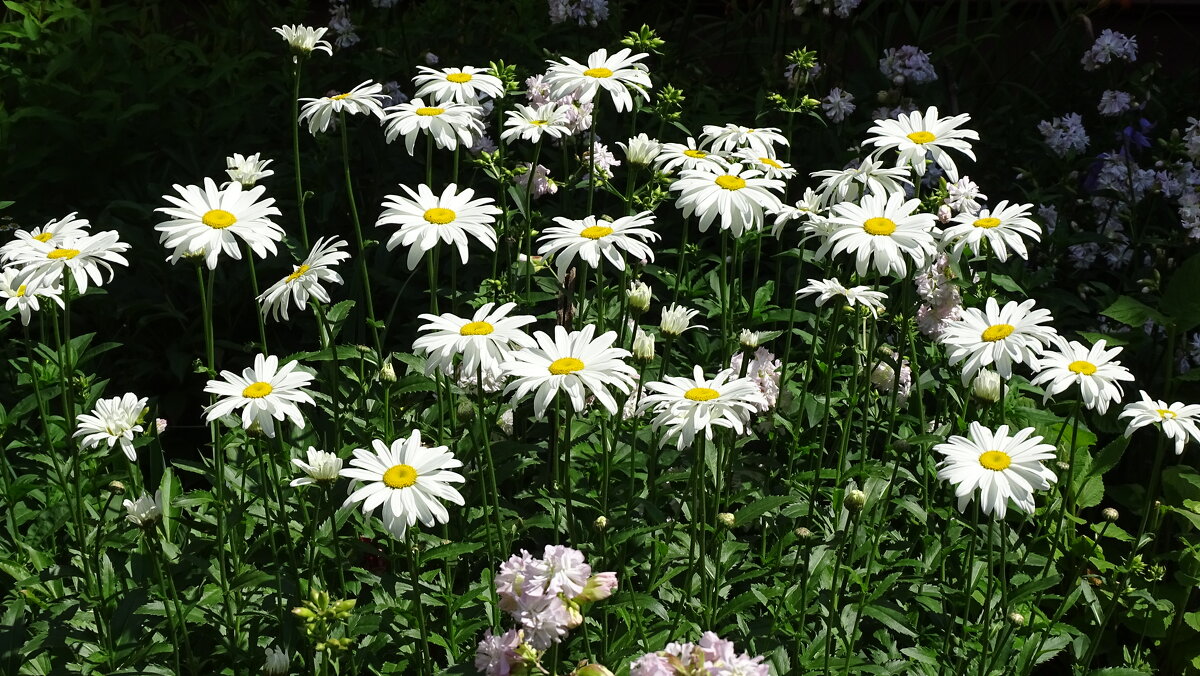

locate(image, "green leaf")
[[733, 496, 795, 526], [1089, 436, 1128, 478], [1100, 295, 1167, 329], [1075, 475, 1104, 509], [1162, 251, 1200, 331], [423, 542, 483, 562], [1078, 332, 1129, 347], [861, 603, 916, 637], [1088, 669, 1153, 676]]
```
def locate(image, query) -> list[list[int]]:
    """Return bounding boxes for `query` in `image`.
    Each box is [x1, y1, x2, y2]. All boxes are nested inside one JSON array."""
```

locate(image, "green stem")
[[339, 110, 382, 356], [291, 60, 310, 249]]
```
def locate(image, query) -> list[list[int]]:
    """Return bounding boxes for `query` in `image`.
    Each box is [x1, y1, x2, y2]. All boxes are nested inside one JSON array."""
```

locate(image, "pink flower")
[[475, 629, 521, 676]]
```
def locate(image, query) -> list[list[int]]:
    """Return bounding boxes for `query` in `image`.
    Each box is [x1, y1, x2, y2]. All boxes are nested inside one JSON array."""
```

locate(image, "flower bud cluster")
[[292, 589, 356, 653]]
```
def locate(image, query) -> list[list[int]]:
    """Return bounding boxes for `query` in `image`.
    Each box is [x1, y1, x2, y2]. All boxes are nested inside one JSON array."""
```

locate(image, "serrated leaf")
[[1100, 295, 1167, 329], [733, 496, 795, 525]]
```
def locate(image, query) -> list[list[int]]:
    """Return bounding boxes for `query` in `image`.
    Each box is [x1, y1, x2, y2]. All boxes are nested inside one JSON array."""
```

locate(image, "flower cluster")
[[1038, 113, 1089, 157], [630, 632, 768, 676], [729, 347, 782, 412], [1081, 28, 1138, 71], [878, 45, 938, 85]]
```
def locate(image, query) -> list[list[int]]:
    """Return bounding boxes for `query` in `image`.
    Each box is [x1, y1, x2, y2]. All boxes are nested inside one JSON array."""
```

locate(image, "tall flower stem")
[[339, 111, 382, 356], [244, 245, 269, 353], [291, 60, 311, 249], [522, 140, 544, 299], [671, 222, 691, 303], [406, 533, 433, 676], [475, 371, 504, 625], [823, 500, 862, 673]]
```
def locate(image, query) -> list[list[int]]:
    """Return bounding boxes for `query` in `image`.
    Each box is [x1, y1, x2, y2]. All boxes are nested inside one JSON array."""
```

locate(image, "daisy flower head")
[[1119, 391, 1200, 455], [382, 97, 484, 156], [257, 236, 351, 322], [501, 102, 572, 144], [413, 65, 505, 105], [1030, 338, 1134, 415], [544, 47, 651, 113], [810, 155, 913, 209], [0, 212, 91, 263], [298, 80, 388, 135], [412, 301, 537, 379], [123, 490, 164, 527], [864, 106, 979, 182], [500, 324, 637, 418], [934, 422, 1058, 519], [224, 152, 275, 188], [273, 24, 333, 58], [155, 177, 284, 270], [734, 148, 798, 180], [290, 447, 344, 487], [339, 431, 465, 539], [660, 303, 703, 336], [537, 211, 660, 278], [654, 137, 729, 174], [700, 123, 789, 157], [825, 188, 938, 277], [74, 392, 148, 462], [203, 353, 316, 438], [0, 268, 63, 326], [3, 229, 131, 294], [639, 365, 766, 449], [377, 183, 500, 269], [941, 201, 1042, 262], [939, 297, 1058, 385], [670, 162, 785, 237], [797, 278, 888, 318], [618, 133, 662, 166], [769, 187, 824, 238]]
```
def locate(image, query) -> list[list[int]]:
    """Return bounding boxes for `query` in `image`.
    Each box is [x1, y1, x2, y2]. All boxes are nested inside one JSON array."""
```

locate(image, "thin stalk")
[[244, 245, 269, 353], [291, 59, 310, 249], [339, 110, 382, 356]]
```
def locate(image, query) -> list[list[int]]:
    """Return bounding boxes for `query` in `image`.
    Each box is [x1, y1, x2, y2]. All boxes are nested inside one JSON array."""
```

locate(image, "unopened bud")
[[794, 527, 813, 539], [1102, 507, 1119, 522], [632, 329, 655, 362], [1008, 611, 1025, 626], [107, 480, 126, 495], [576, 664, 616, 676], [972, 369, 1002, 403], [627, 281, 652, 313], [739, 329, 760, 348], [717, 512, 735, 528], [845, 489, 866, 512], [937, 204, 952, 223], [456, 398, 475, 422], [379, 361, 397, 383], [594, 515, 608, 531]]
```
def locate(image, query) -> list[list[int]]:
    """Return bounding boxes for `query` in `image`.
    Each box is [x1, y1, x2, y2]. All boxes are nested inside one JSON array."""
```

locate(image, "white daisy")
[[3, 229, 131, 294], [810, 156, 913, 209], [298, 80, 388, 135], [413, 65, 505, 105], [769, 187, 824, 238], [1030, 338, 1134, 414], [796, 278, 888, 318], [618, 133, 662, 166], [638, 365, 767, 449], [660, 303, 704, 336], [700, 123, 789, 157], [203, 353, 316, 438], [0, 212, 91, 263], [0, 268, 63, 326], [654, 138, 729, 174], [339, 431, 466, 539], [382, 97, 484, 156], [290, 447, 344, 487], [537, 211, 660, 278], [825, 189, 937, 277], [941, 201, 1042, 262], [669, 162, 785, 237], [733, 148, 797, 180], [500, 102, 572, 144], [1118, 391, 1200, 455], [155, 177, 284, 270], [273, 24, 333, 58], [73, 392, 148, 462], [123, 490, 164, 527], [224, 153, 275, 188], [376, 183, 500, 269], [934, 422, 1058, 518], [863, 106, 979, 182], [500, 324, 637, 418], [412, 301, 537, 379], [257, 236, 351, 322], [939, 297, 1058, 385], [544, 47, 652, 113]]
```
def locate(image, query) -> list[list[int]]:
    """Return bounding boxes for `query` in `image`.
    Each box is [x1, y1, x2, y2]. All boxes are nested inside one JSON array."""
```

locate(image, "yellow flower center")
[[383, 463, 418, 489], [416, 107, 445, 116], [202, 209, 237, 229], [580, 225, 614, 240], [980, 324, 1015, 342], [1157, 409, 1178, 419], [33, 232, 53, 243], [285, 265, 311, 283], [15, 285, 27, 297], [548, 357, 584, 375], [583, 67, 613, 78], [330, 92, 353, 100], [1067, 360, 1097, 376], [424, 208, 456, 224], [446, 72, 473, 83], [715, 175, 746, 190], [683, 149, 708, 158], [979, 450, 1012, 471], [863, 217, 897, 236], [242, 381, 273, 398], [47, 248, 80, 259], [530, 119, 548, 126], [973, 217, 1001, 229], [760, 157, 782, 168], [907, 131, 936, 144], [460, 321, 495, 336], [685, 387, 720, 401]]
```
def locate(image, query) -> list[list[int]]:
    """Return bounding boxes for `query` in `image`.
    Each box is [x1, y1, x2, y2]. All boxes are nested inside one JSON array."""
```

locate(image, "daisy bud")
[[263, 647, 289, 676], [123, 490, 163, 527], [379, 361, 397, 383], [717, 512, 735, 528], [456, 398, 476, 422], [845, 489, 867, 512], [618, 133, 662, 167], [972, 369, 1002, 403], [627, 280, 652, 313], [594, 515, 608, 531], [632, 329, 656, 362], [107, 480, 126, 495], [1102, 507, 1119, 522], [155, 418, 168, 434], [739, 329, 760, 348], [1008, 611, 1025, 626], [794, 527, 813, 539]]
